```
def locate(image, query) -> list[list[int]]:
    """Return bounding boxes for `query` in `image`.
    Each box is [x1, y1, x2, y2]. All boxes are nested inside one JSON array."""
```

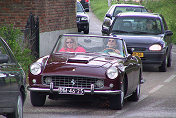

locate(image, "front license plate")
[[58, 87, 84, 95], [132, 52, 144, 57]]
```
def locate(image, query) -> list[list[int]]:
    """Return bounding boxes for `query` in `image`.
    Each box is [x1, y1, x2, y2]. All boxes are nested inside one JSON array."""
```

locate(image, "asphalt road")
[[1, 8, 176, 118]]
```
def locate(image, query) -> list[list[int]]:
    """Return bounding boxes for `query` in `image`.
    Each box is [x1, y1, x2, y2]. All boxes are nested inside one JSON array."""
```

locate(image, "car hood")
[[42, 53, 122, 74], [113, 34, 165, 47]]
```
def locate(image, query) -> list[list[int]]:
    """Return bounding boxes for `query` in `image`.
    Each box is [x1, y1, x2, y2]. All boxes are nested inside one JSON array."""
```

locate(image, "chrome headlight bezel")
[[30, 62, 42, 75], [106, 66, 118, 79], [149, 44, 162, 51]]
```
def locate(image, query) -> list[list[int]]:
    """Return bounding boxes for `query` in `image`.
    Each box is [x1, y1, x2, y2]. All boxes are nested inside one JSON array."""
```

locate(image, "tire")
[[128, 82, 140, 101], [84, 27, 89, 34], [78, 28, 81, 32], [7, 94, 23, 118], [167, 52, 172, 67], [30, 91, 46, 106], [109, 81, 124, 110], [159, 57, 167, 72]]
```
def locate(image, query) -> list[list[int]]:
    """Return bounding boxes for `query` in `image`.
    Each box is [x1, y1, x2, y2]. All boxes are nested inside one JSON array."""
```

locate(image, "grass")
[[90, 0, 109, 21], [90, 0, 176, 44], [144, 0, 176, 44]]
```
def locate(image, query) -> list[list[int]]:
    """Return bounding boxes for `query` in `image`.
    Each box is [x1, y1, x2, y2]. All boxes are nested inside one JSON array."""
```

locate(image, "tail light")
[[85, 0, 89, 2]]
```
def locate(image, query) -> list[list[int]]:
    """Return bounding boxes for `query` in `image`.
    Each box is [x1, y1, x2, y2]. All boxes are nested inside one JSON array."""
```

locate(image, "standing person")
[[60, 37, 86, 52]]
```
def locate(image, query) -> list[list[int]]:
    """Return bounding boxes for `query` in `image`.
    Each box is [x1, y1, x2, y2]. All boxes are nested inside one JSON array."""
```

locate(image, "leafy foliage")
[[143, 0, 176, 44], [0, 24, 35, 75], [90, 0, 109, 21]]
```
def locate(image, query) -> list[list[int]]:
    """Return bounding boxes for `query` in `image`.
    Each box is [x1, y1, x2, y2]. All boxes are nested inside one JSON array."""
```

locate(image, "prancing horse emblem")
[[71, 79, 75, 86]]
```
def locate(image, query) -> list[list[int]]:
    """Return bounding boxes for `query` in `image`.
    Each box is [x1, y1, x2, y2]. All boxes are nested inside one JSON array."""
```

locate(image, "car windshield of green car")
[[112, 17, 162, 35]]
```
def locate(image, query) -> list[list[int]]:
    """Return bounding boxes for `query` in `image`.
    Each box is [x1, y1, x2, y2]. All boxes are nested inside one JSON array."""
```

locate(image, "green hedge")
[[144, 0, 176, 44], [0, 25, 35, 75]]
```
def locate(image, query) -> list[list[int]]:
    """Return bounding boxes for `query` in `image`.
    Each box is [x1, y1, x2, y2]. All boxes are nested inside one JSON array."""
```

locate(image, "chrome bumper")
[[27, 83, 121, 95]]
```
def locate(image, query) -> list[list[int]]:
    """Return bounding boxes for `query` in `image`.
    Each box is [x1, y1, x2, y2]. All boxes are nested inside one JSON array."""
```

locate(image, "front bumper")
[[138, 50, 166, 66], [77, 21, 89, 31], [27, 83, 121, 95]]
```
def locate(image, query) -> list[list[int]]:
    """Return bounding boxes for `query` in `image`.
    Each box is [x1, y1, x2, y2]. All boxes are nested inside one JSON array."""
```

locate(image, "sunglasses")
[[108, 39, 115, 42], [66, 41, 73, 44]]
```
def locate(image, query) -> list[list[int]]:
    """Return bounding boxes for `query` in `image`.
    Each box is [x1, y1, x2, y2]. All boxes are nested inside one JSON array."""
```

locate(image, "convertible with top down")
[[27, 34, 143, 110]]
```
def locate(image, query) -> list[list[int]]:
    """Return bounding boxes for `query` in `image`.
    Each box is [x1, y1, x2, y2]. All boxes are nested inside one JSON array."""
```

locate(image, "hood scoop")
[[67, 59, 89, 64], [67, 55, 94, 64]]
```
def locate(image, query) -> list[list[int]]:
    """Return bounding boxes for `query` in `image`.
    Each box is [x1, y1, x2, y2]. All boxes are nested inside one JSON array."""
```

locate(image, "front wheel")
[[6, 94, 23, 118], [128, 82, 140, 101], [30, 91, 46, 106], [109, 82, 124, 110], [159, 57, 167, 72], [167, 52, 172, 67], [84, 27, 89, 34]]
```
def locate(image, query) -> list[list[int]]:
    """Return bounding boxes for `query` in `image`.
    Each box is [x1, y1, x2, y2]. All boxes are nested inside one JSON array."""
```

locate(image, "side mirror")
[[127, 48, 133, 55], [104, 18, 111, 27], [85, 8, 89, 12], [0, 54, 9, 64], [127, 54, 132, 60], [106, 14, 112, 19], [165, 30, 173, 36]]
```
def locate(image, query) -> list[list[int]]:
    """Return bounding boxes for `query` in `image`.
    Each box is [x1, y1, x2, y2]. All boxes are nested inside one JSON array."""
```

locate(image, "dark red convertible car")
[[27, 34, 143, 110]]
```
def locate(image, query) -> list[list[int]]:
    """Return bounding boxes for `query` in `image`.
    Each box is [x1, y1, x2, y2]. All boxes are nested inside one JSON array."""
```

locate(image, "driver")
[[103, 38, 121, 54]]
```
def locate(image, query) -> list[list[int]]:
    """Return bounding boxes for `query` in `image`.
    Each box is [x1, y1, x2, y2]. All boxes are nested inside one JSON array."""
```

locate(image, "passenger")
[[103, 38, 121, 54], [146, 20, 155, 31], [146, 20, 160, 33], [60, 37, 86, 52]]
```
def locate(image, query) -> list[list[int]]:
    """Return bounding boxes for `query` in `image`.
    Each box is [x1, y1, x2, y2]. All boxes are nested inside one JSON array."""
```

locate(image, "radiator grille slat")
[[42, 76, 104, 89]]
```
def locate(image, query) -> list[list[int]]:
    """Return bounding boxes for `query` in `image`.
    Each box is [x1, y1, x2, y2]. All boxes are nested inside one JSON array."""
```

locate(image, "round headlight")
[[106, 67, 118, 79], [30, 62, 42, 75], [149, 44, 162, 51]]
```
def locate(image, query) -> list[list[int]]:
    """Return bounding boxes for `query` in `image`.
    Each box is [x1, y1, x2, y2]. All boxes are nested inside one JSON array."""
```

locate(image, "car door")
[[124, 55, 140, 94], [0, 38, 22, 93], [161, 15, 172, 57]]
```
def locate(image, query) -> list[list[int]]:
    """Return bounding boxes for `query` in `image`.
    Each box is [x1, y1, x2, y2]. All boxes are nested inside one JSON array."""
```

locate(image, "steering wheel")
[[103, 48, 120, 54]]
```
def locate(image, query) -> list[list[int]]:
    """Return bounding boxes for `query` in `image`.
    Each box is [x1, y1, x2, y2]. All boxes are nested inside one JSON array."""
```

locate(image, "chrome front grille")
[[42, 76, 104, 89]]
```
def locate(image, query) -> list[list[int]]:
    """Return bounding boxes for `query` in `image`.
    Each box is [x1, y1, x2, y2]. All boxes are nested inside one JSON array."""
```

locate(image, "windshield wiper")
[[130, 31, 161, 35], [112, 30, 129, 33], [129, 31, 150, 34]]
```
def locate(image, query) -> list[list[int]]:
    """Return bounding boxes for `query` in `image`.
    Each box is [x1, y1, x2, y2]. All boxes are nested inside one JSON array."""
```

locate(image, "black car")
[[77, 1, 89, 34], [103, 12, 173, 72], [102, 4, 148, 35], [79, 0, 89, 12], [0, 37, 26, 118]]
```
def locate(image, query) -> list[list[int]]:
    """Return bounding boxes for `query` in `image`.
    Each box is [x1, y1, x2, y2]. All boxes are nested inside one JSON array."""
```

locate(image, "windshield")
[[112, 17, 162, 34], [77, 2, 84, 12], [53, 35, 126, 57], [113, 6, 147, 17]]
